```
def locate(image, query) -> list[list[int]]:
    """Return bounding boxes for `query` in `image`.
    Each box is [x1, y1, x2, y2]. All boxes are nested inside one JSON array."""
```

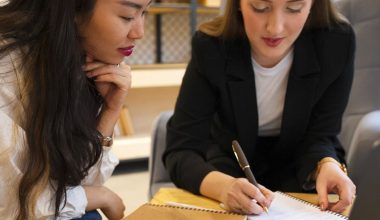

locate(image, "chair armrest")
[[346, 111, 380, 183]]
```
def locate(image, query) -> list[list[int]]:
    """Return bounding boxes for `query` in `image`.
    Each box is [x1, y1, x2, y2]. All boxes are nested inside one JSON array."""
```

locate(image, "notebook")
[[124, 203, 246, 220], [249, 191, 347, 220]]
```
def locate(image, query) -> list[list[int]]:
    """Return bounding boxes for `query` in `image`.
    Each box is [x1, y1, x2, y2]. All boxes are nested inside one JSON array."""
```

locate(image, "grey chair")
[[335, 0, 380, 184], [148, 111, 175, 199]]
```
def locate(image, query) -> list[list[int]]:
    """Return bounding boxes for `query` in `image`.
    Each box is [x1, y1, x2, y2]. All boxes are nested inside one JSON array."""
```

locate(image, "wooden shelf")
[[113, 64, 184, 161], [113, 135, 151, 160], [132, 64, 186, 88]]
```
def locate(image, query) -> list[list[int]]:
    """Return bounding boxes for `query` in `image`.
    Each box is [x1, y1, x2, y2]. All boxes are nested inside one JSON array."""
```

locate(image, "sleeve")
[[163, 32, 220, 194], [52, 137, 119, 218], [81, 146, 119, 186], [295, 26, 356, 186], [0, 111, 88, 219], [0, 110, 118, 219], [35, 186, 87, 220]]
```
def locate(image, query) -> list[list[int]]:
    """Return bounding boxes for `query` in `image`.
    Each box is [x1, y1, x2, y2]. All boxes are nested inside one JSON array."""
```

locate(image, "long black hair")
[[0, 0, 104, 219]]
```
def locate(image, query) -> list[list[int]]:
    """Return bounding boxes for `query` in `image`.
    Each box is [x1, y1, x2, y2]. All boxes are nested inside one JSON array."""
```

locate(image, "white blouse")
[[0, 46, 119, 219], [252, 48, 294, 136]]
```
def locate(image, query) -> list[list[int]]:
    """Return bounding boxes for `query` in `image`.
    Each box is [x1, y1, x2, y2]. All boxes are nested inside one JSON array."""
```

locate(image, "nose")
[[128, 17, 145, 40], [266, 11, 284, 35]]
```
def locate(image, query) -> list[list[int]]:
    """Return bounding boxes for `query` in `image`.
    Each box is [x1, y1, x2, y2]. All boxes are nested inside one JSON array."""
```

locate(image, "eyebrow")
[[119, 0, 152, 10]]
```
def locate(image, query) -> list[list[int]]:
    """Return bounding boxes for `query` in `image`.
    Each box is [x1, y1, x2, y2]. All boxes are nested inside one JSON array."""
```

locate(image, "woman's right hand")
[[200, 171, 274, 215], [220, 178, 274, 214], [84, 185, 125, 220]]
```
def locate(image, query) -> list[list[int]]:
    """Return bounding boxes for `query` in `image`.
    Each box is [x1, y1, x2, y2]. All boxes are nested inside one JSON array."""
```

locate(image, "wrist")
[[97, 131, 114, 147], [314, 157, 348, 180], [200, 171, 234, 202], [97, 107, 121, 137]]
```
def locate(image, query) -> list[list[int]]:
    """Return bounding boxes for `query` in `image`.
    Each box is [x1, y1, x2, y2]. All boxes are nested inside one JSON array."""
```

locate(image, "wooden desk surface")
[[150, 188, 351, 216], [149, 188, 351, 217]]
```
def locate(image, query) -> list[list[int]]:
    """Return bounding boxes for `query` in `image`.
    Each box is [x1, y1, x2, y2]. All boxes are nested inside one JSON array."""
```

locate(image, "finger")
[[223, 199, 244, 214], [93, 73, 130, 91], [238, 193, 264, 215], [86, 66, 131, 78], [316, 181, 329, 211], [330, 185, 353, 213], [88, 65, 130, 78], [258, 184, 275, 207], [243, 181, 267, 207], [83, 61, 108, 72]]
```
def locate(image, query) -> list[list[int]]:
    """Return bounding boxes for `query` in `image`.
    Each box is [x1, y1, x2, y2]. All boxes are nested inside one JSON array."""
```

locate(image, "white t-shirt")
[[252, 48, 294, 136], [0, 44, 119, 219]]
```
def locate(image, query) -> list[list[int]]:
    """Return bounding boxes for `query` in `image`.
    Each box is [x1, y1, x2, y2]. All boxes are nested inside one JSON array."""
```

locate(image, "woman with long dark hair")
[[0, 0, 151, 219]]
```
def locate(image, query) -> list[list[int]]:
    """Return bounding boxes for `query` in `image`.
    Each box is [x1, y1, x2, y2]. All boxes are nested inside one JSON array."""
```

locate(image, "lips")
[[262, 37, 284, 47], [118, 46, 134, 56]]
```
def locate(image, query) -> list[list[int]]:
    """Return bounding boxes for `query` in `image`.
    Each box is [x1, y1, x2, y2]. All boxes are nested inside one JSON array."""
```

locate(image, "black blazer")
[[164, 24, 355, 194]]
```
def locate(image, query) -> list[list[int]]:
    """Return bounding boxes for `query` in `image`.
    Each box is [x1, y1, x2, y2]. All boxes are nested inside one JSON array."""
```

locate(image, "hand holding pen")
[[229, 140, 274, 214]]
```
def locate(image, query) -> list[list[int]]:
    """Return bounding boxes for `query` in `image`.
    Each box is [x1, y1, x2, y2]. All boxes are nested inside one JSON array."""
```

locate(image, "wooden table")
[[124, 188, 352, 219]]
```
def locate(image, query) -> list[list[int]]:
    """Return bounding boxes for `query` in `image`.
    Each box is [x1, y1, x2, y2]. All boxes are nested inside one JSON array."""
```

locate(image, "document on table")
[[248, 192, 347, 220]]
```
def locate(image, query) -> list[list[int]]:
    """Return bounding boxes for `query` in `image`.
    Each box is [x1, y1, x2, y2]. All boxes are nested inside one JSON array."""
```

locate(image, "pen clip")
[[232, 144, 244, 169]]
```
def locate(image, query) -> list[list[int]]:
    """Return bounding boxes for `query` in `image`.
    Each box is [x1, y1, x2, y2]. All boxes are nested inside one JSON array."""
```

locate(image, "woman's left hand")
[[84, 55, 131, 112], [316, 162, 356, 213]]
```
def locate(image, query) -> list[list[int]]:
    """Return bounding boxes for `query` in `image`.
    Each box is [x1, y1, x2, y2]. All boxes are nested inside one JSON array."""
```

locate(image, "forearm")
[[97, 107, 121, 137], [83, 185, 108, 211], [83, 185, 125, 220], [200, 171, 235, 202]]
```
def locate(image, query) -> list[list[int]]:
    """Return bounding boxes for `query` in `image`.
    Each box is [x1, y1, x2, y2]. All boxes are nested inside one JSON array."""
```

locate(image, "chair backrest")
[[349, 141, 380, 220], [334, 0, 380, 181], [148, 111, 175, 199]]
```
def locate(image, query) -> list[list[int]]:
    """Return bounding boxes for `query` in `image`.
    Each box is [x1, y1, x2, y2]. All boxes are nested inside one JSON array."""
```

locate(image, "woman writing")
[[164, 0, 356, 215], [0, 0, 150, 219]]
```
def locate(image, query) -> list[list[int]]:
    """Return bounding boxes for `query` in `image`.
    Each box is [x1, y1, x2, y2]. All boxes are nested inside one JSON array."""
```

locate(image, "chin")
[[97, 56, 124, 65]]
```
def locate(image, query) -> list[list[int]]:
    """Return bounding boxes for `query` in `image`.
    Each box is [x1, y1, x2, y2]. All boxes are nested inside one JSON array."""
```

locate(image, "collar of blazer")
[[224, 30, 321, 81]]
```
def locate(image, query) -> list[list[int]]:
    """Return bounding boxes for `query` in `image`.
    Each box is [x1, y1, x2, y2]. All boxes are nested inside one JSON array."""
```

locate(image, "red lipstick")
[[262, 37, 284, 47], [118, 46, 134, 56]]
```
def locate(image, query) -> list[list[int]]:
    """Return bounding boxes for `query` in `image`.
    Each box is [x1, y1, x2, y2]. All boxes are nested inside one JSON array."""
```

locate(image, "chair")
[[335, 0, 380, 183], [148, 111, 175, 199]]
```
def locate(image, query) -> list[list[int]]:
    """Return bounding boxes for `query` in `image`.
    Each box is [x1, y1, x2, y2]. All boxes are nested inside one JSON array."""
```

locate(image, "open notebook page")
[[248, 192, 347, 220]]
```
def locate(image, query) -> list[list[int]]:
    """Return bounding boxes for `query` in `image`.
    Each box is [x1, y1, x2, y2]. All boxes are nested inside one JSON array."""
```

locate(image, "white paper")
[[248, 192, 347, 220]]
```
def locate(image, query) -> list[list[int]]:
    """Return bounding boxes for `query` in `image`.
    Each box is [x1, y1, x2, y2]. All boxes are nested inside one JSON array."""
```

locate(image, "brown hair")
[[199, 0, 347, 39]]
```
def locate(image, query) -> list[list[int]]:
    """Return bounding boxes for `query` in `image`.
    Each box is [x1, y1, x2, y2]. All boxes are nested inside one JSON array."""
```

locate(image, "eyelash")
[[251, 5, 302, 14], [286, 7, 302, 13], [251, 5, 269, 13], [120, 11, 148, 22], [121, 17, 134, 22]]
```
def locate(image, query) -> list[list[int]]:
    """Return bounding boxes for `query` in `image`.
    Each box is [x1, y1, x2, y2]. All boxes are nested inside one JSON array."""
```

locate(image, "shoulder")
[[191, 31, 228, 60], [309, 22, 355, 52], [304, 23, 355, 70], [192, 31, 221, 48]]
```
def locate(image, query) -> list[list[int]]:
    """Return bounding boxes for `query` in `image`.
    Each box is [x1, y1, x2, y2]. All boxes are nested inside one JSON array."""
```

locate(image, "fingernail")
[[86, 72, 93, 78], [320, 204, 324, 210]]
